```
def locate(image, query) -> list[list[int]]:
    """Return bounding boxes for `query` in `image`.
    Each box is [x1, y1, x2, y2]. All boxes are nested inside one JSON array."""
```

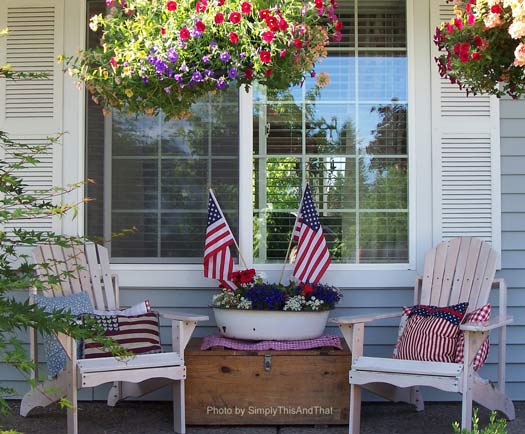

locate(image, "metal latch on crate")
[[264, 354, 272, 371]]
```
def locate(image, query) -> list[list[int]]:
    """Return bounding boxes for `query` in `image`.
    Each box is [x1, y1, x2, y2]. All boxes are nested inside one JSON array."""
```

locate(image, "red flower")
[[310, 70, 316, 78], [491, 4, 502, 14], [460, 42, 470, 52], [179, 27, 190, 40], [262, 31, 274, 43], [294, 38, 303, 49], [302, 284, 314, 295], [239, 269, 255, 284], [335, 20, 343, 31], [266, 16, 279, 31], [195, 0, 207, 12], [474, 36, 483, 48], [166, 1, 177, 11], [160, 27, 166, 36], [214, 12, 224, 24], [314, 0, 324, 9], [241, 2, 251, 14], [472, 51, 481, 61], [279, 49, 287, 58], [195, 20, 206, 32], [217, 0, 225, 4], [265, 68, 273, 77], [259, 9, 270, 19], [453, 42, 461, 55], [229, 31, 239, 44], [446, 22, 454, 34], [454, 17, 463, 30], [244, 67, 253, 80], [459, 51, 470, 62], [109, 57, 118, 68], [259, 50, 271, 63], [229, 11, 241, 24], [279, 19, 288, 31]]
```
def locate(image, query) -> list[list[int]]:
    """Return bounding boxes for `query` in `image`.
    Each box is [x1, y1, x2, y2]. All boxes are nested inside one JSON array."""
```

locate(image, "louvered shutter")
[[430, 0, 501, 259], [0, 0, 64, 233]]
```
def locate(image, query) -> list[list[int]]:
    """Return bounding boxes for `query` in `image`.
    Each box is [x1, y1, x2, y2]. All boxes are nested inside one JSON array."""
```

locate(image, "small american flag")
[[203, 190, 235, 288], [291, 193, 304, 242], [292, 184, 331, 284]]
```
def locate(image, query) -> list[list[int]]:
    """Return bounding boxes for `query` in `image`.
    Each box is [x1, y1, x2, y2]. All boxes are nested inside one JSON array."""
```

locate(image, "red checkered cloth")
[[201, 334, 343, 351], [455, 304, 491, 371]]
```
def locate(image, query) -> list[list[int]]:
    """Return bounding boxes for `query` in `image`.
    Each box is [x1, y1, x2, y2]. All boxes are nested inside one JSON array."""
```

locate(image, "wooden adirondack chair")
[[20, 242, 207, 434], [331, 237, 515, 433]]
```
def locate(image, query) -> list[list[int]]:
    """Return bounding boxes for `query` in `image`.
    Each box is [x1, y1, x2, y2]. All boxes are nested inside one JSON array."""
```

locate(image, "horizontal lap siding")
[[498, 96, 525, 401]]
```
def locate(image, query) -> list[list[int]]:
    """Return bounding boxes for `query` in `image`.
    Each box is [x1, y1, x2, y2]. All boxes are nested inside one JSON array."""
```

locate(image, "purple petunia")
[[228, 67, 238, 79], [202, 55, 210, 63], [204, 69, 215, 78], [191, 28, 203, 38], [167, 47, 179, 63], [164, 86, 171, 93], [209, 41, 218, 50], [179, 63, 189, 72], [240, 52, 246, 59], [142, 76, 149, 84], [216, 76, 227, 89], [219, 51, 230, 62], [191, 70, 204, 82]]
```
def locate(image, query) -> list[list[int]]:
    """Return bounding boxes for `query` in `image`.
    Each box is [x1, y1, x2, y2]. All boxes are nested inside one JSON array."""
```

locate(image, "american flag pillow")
[[394, 302, 468, 363], [83, 312, 162, 359], [455, 304, 491, 370]]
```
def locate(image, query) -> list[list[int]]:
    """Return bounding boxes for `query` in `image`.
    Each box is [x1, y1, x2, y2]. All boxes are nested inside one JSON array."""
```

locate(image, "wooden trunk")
[[185, 338, 351, 425]]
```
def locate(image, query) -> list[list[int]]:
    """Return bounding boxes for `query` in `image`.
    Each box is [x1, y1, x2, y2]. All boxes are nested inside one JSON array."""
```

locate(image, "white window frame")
[[63, 0, 434, 288]]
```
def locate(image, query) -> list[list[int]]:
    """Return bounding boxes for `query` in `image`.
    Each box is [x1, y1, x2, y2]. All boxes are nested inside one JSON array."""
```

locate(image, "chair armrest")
[[329, 311, 402, 325], [460, 316, 513, 332], [160, 312, 209, 322]]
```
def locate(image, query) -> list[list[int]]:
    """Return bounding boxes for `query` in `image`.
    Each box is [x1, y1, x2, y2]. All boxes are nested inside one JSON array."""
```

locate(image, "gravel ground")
[[1, 401, 523, 434]]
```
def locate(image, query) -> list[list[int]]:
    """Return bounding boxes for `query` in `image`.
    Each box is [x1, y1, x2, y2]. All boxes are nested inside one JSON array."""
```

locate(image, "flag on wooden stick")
[[292, 184, 331, 284], [203, 190, 235, 290]]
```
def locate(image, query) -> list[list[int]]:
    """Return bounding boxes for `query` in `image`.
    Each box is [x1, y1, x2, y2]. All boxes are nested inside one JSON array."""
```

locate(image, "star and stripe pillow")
[[83, 312, 162, 359], [394, 302, 469, 363]]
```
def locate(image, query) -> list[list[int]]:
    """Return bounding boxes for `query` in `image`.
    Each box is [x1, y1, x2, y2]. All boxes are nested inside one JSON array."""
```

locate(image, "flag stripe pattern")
[[292, 184, 331, 284], [455, 304, 491, 370], [394, 302, 468, 363], [83, 312, 162, 359], [204, 191, 235, 283]]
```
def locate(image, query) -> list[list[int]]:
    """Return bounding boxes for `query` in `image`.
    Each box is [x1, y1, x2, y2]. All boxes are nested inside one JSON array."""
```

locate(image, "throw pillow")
[[34, 292, 94, 377], [93, 299, 151, 316], [83, 312, 162, 359], [392, 306, 413, 358], [455, 304, 491, 371], [394, 302, 469, 363]]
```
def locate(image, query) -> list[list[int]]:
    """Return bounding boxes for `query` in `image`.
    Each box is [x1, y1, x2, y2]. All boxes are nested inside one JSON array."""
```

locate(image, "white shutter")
[[0, 0, 64, 233], [430, 0, 501, 260]]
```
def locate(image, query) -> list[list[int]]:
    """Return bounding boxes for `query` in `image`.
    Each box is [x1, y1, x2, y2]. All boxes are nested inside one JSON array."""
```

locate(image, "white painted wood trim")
[[489, 95, 502, 268]]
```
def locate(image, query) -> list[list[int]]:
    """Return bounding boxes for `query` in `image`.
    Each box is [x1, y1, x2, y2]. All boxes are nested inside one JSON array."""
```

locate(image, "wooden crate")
[[185, 337, 351, 425]]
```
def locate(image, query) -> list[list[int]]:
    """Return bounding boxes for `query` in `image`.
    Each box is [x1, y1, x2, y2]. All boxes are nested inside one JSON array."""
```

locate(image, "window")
[[86, 0, 409, 265], [253, 0, 408, 264]]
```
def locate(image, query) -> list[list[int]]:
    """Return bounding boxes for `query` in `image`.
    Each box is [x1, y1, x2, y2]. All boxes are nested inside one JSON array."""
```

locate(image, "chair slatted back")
[[32, 243, 118, 310], [419, 237, 497, 312]]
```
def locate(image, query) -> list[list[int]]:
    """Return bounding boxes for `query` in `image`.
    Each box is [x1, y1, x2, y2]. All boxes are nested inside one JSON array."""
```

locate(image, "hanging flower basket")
[[434, 0, 525, 98], [66, 0, 341, 118]]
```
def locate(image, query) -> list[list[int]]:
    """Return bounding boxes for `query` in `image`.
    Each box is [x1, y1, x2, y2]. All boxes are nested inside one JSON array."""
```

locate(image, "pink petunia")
[[166, 1, 177, 11], [214, 12, 224, 24], [229, 11, 241, 24], [179, 27, 190, 40], [241, 2, 251, 14], [260, 50, 271, 63], [262, 31, 274, 43]]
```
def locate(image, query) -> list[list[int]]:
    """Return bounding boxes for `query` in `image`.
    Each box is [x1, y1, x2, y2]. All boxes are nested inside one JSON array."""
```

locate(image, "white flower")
[[284, 295, 306, 311], [509, 19, 525, 38], [236, 297, 252, 310]]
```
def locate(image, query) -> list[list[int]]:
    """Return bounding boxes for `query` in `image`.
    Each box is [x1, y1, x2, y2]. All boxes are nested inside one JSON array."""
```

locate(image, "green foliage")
[[0, 63, 127, 415], [452, 409, 508, 434], [66, 0, 342, 119]]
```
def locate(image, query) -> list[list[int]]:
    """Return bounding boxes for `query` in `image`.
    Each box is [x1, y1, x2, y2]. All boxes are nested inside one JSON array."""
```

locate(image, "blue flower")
[[216, 76, 227, 89], [146, 55, 157, 65], [244, 284, 286, 310], [174, 73, 183, 83], [202, 55, 210, 63], [204, 69, 215, 78], [142, 76, 149, 84], [167, 47, 178, 63], [191, 28, 202, 38], [219, 51, 230, 62], [228, 67, 238, 79], [209, 41, 218, 50], [191, 70, 204, 82]]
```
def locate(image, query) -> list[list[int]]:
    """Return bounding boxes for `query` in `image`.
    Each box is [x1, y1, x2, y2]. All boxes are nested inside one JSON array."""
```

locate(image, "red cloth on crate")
[[201, 334, 343, 351]]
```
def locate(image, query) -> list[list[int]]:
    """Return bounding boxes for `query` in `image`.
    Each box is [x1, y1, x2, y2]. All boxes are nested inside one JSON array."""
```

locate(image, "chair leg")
[[349, 384, 362, 434], [173, 380, 185, 434], [66, 368, 78, 434]]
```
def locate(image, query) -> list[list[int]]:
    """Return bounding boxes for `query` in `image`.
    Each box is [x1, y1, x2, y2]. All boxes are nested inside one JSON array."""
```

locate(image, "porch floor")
[[3, 401, 524, 434]]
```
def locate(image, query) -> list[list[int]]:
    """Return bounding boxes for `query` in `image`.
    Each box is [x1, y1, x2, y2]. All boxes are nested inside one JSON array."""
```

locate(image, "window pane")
[[359, 212, 408, 263], [111, 213, 158, 258], [357, 0, 406, 48], [112, 159, 158, 210], [253, 0, 409, 264]]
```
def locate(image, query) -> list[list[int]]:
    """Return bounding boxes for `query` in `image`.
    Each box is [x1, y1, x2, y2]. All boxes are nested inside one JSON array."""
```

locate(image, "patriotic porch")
[[203, 184, 342, 342]]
